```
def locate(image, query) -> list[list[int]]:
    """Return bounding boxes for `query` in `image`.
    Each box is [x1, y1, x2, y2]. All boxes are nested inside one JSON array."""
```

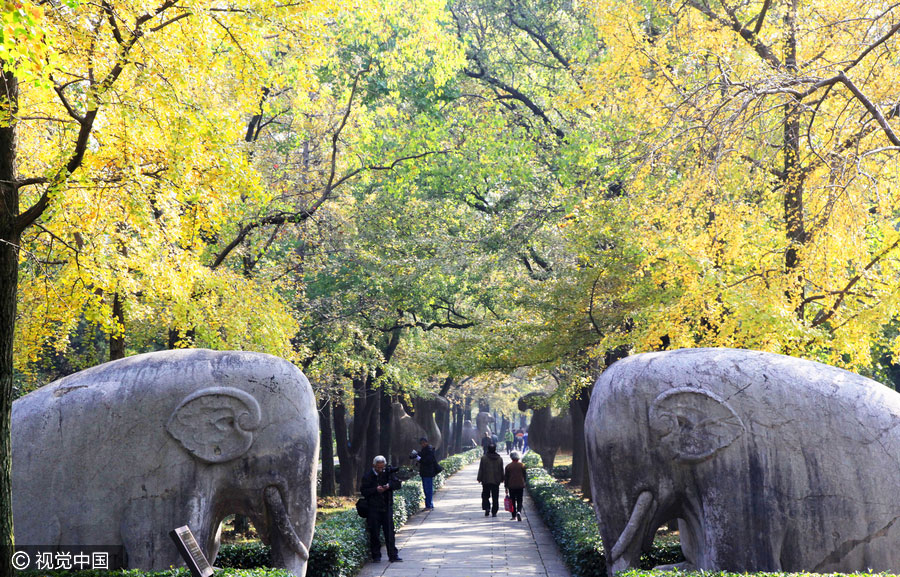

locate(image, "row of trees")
[[3, 0, 899, 572]]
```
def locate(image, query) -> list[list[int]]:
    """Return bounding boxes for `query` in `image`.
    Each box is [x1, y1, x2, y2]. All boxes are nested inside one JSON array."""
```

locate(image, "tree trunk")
[[109, 293, 125, 360], [0, 68, 19, 577], [782, 0, 806, 315], [569, 394, 586, 487], [452, 404, 462, 454], [319, 398, 336, 497], [437, 402, 450, 459], [333, 399, 357, 496], [379, 388, 392, 462], [366, 378, 379, 463]]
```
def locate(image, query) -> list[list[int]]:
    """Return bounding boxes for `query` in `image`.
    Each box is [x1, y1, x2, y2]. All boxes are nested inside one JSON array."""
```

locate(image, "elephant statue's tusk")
[[264, 486, 310, 561], [610, 490, 655, 564]]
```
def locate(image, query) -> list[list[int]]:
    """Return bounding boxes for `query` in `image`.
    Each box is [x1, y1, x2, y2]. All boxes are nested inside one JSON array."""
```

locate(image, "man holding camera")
[[411, 437, 442, 510], [360, 455, 403, 562]]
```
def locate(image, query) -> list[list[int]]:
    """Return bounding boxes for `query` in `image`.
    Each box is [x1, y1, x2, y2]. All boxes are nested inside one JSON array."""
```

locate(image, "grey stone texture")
[[391, 395, 451, 462], [475, 411, 496, 438], [585, 347, 900, 574], [518, 392, 573, 469], [12, 349, 319, 577]]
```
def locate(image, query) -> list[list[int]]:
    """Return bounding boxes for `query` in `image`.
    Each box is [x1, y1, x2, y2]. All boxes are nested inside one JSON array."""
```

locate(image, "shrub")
[[216, 542, 272, 569], [526, 466, 606, 577], [525, 463, 685, 577]]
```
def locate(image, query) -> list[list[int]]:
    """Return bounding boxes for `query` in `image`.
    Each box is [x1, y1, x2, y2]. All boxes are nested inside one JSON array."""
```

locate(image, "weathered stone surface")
[[475, 411, 495, 437], [461, 420, 478, 448], [391, 395, 451, 461], [12, 349, 319, 577], [391, 402, 427, 461], [586, 348, 900, 574], [414, 394, 450, 450], [518, 392, 572, 469]]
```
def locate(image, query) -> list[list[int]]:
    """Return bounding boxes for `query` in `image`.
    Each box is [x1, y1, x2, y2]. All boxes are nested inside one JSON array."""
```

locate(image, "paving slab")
[[357, 458, 572, 577]]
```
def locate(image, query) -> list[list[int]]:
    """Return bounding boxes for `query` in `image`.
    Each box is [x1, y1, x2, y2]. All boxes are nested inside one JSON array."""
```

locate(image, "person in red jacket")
[[504, 451, 527, 521]]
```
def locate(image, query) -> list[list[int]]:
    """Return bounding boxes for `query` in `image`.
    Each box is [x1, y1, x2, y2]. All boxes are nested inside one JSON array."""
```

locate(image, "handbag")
[[355, 497, 370, 518], [504, 496, 512, 512]]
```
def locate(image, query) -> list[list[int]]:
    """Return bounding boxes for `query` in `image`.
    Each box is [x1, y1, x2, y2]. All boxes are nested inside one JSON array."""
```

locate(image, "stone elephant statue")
[[413, 394, 450, 450], [12, 349, 319, 577], [518, 392, 572, 469], [475, 411, 495, 437], [391, 402, 427, 461], [586, 347, 900, 575], [461, 420, 478, 448]]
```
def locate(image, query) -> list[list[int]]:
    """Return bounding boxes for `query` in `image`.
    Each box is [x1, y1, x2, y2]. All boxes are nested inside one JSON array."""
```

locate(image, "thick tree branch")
[[464, 66, 565, 140], [16, 0, 181, 235], [685, 0, 781, 69]]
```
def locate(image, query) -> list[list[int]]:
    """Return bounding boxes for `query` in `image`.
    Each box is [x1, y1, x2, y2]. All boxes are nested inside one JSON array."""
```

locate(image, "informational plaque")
[[169, 525, 214, 577]]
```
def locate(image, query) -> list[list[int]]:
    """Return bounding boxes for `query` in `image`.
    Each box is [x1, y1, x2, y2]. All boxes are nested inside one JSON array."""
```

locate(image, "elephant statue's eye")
[[214, 446, 222, 456]]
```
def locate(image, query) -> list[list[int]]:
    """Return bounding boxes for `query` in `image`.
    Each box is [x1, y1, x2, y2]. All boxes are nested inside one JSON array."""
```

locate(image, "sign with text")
[[169, 525, 214, 577]]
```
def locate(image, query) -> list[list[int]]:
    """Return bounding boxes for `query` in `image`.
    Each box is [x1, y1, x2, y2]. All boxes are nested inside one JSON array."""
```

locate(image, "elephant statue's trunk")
[[264, 486, 310, 575], [609, 490, 656, 574]]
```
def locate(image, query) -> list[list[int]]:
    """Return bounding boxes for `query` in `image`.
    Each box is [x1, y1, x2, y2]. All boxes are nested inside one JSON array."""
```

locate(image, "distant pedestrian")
[[504, 429, 514, 453], [514, 428, 524, 451], [477, 444, 504, 517], [412, 437, 441, 510], [481, 431, 493, 451], [522, 431, 529, 454], [504, 451, 527, 521]]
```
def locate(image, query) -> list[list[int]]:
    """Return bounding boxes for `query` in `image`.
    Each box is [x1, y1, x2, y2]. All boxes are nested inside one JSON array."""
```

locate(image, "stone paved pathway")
[[357, 459, 571, 577]]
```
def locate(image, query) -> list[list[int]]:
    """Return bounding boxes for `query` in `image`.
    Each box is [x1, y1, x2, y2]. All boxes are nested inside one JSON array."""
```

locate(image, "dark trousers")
[[508, 487, 524, 515], [481, 483, 500, 515], [366, 508, 398, 559]]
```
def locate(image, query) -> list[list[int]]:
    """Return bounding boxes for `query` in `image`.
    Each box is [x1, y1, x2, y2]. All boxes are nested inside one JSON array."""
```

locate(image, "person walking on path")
[[504, 429, 514, 453], [504, 451, 526, 521], [523, 431, 529, 454], [412, 437, 441, 510], [477, 444, 504, 517], [360, 455, 403, 562], [480, 431, 493, 451], [514, 428, 524, 451]]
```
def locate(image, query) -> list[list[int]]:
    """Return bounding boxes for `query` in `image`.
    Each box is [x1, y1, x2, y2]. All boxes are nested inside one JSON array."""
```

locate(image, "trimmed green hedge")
[[523, 454, 683, 577]]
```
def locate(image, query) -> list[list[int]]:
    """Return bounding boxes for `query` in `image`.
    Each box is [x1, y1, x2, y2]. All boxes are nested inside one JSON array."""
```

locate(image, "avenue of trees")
[[2, 0, 899, 573]]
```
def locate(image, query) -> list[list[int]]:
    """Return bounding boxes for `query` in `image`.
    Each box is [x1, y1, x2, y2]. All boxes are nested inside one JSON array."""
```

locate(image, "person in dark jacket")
[[504, 451, 527, 521], [476, 444, 504, 517], [480, 431, 493, 451], [359, 455, 403, 562], [413, 437, 441, 510]]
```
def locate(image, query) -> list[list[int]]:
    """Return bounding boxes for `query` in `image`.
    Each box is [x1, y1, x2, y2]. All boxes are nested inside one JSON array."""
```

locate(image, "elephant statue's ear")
[[649, 387, 744, 463], [167, 387, 262, 464]]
